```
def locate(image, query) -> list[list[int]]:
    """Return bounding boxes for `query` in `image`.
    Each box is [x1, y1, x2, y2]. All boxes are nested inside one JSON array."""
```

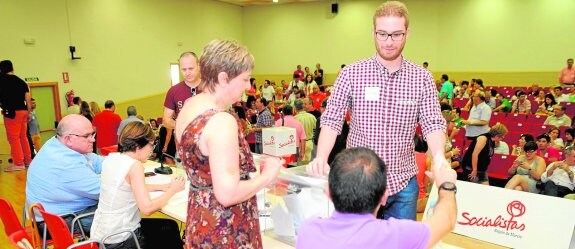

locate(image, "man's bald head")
[[57, 114, 95, 154]]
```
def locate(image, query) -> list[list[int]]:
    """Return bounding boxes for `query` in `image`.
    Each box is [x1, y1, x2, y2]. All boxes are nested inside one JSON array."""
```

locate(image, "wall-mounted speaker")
[[331, 3, 338, 14]]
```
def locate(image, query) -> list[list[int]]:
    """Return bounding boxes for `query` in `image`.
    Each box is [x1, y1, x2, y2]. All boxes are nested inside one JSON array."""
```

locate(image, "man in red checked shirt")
[[307, 1, 450, 221], [559, 58, 575, 87]]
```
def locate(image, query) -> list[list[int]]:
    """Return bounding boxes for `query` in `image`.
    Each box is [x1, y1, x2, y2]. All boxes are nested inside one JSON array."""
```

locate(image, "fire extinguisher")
[[66, 90, 75, 107]]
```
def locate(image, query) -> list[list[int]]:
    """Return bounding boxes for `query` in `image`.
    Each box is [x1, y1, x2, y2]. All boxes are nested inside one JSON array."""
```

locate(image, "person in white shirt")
[[554, 86, 570, 103], [91, 122, 185, 248], [494, 140, 509, 155], [261, 79, 275, 102], [287, 74, 305, 92], [544, 105, 571, 127], [541, 145, 575, 197]]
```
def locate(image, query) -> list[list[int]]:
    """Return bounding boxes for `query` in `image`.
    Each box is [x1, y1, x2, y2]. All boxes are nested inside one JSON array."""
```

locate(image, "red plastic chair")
[[38, 209, 103, 249], [488, 154, 517, 179], [453, 98, 469, 109], [459, 110, 469, 119], [0, 198, 25, 240], [506, 122, 530, 134], [9, 230, 34, 249], [508, 113, 528, 123], [529, 115, 547, 126], [490, 112, 507, 125]]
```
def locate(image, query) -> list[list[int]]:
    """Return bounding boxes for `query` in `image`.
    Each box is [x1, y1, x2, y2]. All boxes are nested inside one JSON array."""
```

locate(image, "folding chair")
[[490, 112, 506, 125], [28, 203, 89, 249], [528, 115, 547, 126], [0, 198, 27, 238], [506, 122, 530, 134], [504, 132, 522, 147], [488, 154, 517, 180], [529, 124, 551, 137], [507, 113, 528, 123], [453, 98, 469, 109], [38, 209, 104, 249], [9, 230, 34, 249], [459, 110, 469, 119]]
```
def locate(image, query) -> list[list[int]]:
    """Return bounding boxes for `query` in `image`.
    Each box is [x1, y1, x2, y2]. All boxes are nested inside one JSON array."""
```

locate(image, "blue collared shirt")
[[26, 136, 104, 219], [297, 211, 430, 249]]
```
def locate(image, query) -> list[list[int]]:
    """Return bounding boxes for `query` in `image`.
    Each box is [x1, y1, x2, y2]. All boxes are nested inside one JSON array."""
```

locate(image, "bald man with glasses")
[[26, 114, 105, 236]]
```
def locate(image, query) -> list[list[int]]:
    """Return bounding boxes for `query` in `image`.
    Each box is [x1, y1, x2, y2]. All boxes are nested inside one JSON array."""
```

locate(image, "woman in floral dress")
[[175, 40, 283, 249]]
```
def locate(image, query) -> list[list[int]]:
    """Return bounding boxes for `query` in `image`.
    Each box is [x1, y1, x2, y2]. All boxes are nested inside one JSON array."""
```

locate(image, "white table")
[[143, 160, 293, 249]]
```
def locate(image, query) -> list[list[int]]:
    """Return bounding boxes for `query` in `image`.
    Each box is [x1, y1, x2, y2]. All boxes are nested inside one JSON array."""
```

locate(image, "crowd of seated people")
[[437, 76, 575, 198]]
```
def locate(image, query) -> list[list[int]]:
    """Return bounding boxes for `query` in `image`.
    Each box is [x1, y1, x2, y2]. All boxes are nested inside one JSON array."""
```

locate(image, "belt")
[[190, 174, 250, 191]]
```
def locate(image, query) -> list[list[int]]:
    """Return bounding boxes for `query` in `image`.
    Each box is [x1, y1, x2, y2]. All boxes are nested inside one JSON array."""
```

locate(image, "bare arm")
[[471, 136, 487, 177], [427, 130, 448, 168], [204, 113, 282, 207], [424, 165, 457, 248], [530, 157, 546, 180], [25, 92, 32, 113], [163, 108, 176, 130], [307, 126, 338, 176], [461, 119, 489, 126], [127, 161, 185, 216]]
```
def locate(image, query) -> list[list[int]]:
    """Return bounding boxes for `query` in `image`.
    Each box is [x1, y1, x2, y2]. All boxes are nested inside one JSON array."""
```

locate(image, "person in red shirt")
[[308, 85, 327, 110], [92, 100, 122, 150], [293, 65, 304, 82]]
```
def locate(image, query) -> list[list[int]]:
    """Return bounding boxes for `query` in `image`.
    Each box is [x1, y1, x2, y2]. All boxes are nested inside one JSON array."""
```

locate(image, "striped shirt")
[[321, 56, 446, 195]]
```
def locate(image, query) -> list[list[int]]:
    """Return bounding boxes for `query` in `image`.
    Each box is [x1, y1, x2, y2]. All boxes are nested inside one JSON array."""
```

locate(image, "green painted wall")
[[2, 0, 575, 108], [0, 0, 243, 114], [244, 0, 575, 76]]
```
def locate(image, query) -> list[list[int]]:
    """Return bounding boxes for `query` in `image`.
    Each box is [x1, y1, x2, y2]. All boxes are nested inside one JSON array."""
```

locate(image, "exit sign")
[[25, 77, 39, 82]]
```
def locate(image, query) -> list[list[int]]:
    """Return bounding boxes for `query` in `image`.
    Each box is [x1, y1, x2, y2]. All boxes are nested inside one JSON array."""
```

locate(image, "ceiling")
[[216, 0, 326, 6]]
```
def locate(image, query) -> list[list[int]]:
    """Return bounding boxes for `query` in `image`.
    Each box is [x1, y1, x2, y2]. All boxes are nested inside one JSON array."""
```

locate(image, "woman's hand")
[[168, 175, 186, 193], [260, 157, 284, 184], [468, 170, 477, 181]]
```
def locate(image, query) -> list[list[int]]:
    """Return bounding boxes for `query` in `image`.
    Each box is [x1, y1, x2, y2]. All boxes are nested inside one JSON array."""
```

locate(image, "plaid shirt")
[[255, 108, 273, 143], [321, 56, 446, 195]]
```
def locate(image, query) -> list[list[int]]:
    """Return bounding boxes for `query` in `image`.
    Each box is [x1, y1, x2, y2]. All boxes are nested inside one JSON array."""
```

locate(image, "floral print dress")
[[177, 109, 262, 249]]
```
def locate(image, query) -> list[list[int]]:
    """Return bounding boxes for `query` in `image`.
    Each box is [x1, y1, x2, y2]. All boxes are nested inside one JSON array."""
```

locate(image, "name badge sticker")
[[365, 87, 380, 101]]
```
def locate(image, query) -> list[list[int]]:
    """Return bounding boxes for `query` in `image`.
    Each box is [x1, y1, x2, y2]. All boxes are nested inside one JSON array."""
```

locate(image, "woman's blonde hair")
[[490, 123, 509, 137], [199, 40, 255, 93]]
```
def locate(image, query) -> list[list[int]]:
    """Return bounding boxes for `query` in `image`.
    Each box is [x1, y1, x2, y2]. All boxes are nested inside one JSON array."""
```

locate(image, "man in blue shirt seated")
[[26, 114, 104, 235], [297, 147, 458, 249]]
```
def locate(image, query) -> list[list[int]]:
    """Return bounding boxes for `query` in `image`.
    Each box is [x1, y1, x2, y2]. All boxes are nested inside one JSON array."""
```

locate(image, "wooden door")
[[29, 82, 61, 145]]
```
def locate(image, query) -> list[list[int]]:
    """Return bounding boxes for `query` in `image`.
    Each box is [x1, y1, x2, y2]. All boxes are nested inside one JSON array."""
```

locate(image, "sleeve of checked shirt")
[[320, 68, 351, 135], [262, 111, 274, 127], [419, 71, 446, 140]]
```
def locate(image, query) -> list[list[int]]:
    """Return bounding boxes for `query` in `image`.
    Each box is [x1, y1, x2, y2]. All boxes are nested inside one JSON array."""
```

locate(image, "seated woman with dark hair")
[[565, 127, 575, 147], [511, 134, 535, 156], [548, 126, 564, 150], [91, 122, 186, 249], [504, 141, 546, 193], [536, 94, 557, 116]]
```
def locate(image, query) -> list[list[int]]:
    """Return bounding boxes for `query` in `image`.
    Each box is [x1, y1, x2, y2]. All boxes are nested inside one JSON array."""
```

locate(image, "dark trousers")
[[105, 218, 183, 249], [542, 181, 573, 197]]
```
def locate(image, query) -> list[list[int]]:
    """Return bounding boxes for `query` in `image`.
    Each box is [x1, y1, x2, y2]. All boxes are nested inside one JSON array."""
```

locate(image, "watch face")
[[440, 182, 457, 191]]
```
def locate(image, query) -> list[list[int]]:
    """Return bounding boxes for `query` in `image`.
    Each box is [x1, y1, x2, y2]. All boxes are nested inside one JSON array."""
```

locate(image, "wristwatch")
[[439, 182, 457, 193]]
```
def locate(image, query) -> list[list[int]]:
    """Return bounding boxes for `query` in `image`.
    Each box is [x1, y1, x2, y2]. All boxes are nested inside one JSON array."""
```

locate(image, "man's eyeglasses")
[[68, 131, 96, 139], [191, 87, 197, 96], [375, 31, 405, 41]]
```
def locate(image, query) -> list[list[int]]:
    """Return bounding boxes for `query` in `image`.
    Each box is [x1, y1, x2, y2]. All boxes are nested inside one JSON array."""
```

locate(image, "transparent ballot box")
[[257, 166, 334, 246]]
